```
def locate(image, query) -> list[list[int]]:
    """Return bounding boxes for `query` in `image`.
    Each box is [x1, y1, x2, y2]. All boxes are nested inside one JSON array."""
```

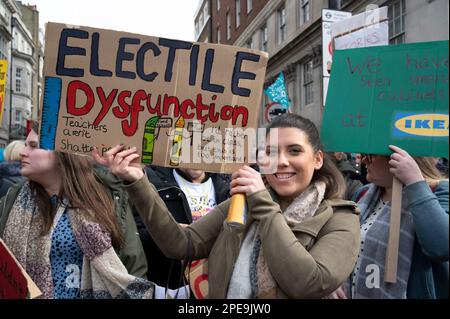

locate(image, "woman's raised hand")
[[388, 145, 424, 186], [92, 144, 144, 182], [230, 165, 266, 196]]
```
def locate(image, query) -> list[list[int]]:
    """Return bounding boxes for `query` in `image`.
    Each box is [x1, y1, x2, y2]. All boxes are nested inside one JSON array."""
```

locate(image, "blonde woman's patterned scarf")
[[2, 182, 154, 299]]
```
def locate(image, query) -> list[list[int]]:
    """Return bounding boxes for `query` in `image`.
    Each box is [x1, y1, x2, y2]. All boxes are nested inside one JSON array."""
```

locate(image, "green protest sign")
[[321, 40, 448, 157]]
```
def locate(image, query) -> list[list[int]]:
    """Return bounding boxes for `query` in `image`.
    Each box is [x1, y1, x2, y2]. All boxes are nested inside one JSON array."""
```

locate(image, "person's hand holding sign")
[[230, 165, 266, 196], [388, 145, 425, 186], [92, 144, 144, 182]]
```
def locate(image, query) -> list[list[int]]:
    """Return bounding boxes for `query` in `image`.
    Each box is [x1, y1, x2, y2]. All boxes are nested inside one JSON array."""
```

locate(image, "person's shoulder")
[[436, 179, 449, 189], [0, 179, 26, 205], [211, 172, 231, 184], [144, 166, 176, 188], [433, 179, 449, 197], [322, 198, 360, 216], [337, 159, 358, 173], [352, 184, 371, 202], [146, 165, 173, 178]]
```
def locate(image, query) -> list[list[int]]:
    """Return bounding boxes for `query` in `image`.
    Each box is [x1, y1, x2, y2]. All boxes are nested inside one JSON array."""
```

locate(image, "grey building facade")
[[226, 0, 449, 129], [195, 0, 212, 42], [0, 0, 41, 147], [0, 0, 17, 147]]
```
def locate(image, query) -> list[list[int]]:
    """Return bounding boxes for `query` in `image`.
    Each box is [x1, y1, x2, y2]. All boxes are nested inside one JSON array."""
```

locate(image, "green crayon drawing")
[[169, 115, 185, 166], [142, 116, 159, 164]]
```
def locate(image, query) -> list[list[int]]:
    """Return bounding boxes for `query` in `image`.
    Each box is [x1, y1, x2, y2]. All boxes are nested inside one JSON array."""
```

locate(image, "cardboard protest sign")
[[185, 259, 208, 299], [334, 21, 388, 50], [321, 40, 449, 157], [0, 60, 7, 123], [332, 7, 388, 50], [40, 23, 268, 173], [0, 239, 42, 299]]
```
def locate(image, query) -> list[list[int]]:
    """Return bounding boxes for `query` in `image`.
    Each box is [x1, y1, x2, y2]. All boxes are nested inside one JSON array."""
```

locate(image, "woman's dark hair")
[[28, 121, 124, 248], [266, 114, 346, 199]]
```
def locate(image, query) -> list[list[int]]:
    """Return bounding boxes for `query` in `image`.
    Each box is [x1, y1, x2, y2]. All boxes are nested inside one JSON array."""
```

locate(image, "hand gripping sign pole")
[[384, 177, 403, 283]]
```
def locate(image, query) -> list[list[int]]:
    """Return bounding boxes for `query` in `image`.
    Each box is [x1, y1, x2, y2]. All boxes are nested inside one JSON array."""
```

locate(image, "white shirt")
[[173, 170, 217, 221]]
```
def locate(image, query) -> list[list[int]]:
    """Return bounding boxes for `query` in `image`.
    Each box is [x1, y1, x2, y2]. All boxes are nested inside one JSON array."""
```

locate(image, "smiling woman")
[[264, 114, 346, 209], [95, 113, 362, 299]]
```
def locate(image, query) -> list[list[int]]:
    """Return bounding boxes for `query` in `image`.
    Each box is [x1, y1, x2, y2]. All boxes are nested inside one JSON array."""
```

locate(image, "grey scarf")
[[2, 182, 154, 299], [348, 184, 415, 299]]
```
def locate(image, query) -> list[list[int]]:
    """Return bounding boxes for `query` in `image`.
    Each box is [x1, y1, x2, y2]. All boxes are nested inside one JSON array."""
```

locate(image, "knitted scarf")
[[228, 181, 326, 299], [347, 184, 415, 299], [2, 182, 154, 299]]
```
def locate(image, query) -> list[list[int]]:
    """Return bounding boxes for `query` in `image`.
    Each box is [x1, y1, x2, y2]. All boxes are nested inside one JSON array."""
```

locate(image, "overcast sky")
[[27, 0, 199, 41]]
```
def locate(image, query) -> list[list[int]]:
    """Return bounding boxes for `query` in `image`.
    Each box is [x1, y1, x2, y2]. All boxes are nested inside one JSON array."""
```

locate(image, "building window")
[[236, 0, 241, 28], [0, 36, 7, 60], [246, 37, 253, 49], [260, 24, 268, 51], [217, 0, 220, 11], [227, 12, 231, 40], [278, 6, 286, 44], [217, 26, 221, 43], [300, 0, 310, 25], [13, 31, 18, 49], [199, 12, 204, 28], [0, 3, 11, 24], [31, 74, 35, 97], [303, 60, 313, 105], [203, 2, 209, 21], [25, 71, 30, 96], [247, 0, 253, 14], [388, 0, 405, 44], [15, 68, 22, 93], [15, 110, 22, 123]]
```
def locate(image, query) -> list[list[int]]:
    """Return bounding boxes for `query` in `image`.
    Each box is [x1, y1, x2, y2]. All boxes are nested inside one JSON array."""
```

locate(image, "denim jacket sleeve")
[[404, 180, 449, 261]]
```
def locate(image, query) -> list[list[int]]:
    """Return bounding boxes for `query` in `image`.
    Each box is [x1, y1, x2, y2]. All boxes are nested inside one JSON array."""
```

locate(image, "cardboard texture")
[[40, 23, 268, 174], [0, 60, 7, 123], [331, 7, 388, 38], [321, 40, 449, 157], [334, 21, 388, 50], [0, 239, 42, 299], [185, 259, 208, 299]]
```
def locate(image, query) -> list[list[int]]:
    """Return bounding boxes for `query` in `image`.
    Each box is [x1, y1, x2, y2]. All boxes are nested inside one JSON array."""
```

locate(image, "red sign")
[[0, 240, 27, 299], [185, 258, 208, 299], [264, 102, 289, 123]]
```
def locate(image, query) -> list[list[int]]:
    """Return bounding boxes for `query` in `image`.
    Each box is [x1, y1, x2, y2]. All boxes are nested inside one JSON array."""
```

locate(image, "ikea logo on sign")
[[393, 113, 449, 137]]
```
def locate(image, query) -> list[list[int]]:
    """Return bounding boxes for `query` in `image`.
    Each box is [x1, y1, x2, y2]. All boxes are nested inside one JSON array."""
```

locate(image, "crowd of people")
[[0, 114, 448, 299]]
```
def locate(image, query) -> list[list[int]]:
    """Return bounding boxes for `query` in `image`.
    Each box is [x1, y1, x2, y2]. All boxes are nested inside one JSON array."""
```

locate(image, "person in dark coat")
[[0, 140, 26, 198], [133, 166, 230, 293], [329, 152, 363, 200]]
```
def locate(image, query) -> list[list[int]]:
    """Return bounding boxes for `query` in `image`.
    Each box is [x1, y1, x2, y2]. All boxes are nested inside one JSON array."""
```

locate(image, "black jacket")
[[336, 159, 364, 200], [133, 166, 230, 289], [0, 161, 25, 198]]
